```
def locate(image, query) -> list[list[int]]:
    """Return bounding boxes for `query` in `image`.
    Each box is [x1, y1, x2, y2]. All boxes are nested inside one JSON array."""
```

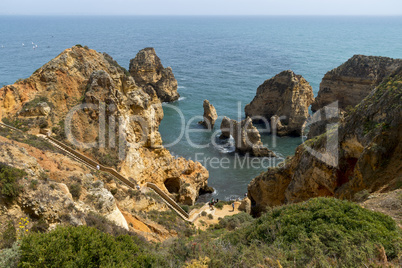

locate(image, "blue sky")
[[1, 0, 402, 15]]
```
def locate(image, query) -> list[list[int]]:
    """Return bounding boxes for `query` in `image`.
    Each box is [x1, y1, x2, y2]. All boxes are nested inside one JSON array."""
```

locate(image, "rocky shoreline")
[[0, 48, 401, 243]]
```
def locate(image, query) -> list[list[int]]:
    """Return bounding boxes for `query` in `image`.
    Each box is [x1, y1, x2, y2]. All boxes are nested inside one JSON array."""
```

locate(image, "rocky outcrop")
[[312, 55, 402, 112], [0, 134, 181, 241], [248, 68, 402, 214], [305, 103, 346, 139], [238, 197, 251, 214], [220, 116, 275, 157], [0, 46, 208, 205], [129, 47, 179, 102], [199, 100, 218, 129], [245, 70, 314, 136]]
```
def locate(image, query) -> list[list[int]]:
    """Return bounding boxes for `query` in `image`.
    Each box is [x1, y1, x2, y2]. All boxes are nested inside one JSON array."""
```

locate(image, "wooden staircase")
[[0, 122, 192, 221]]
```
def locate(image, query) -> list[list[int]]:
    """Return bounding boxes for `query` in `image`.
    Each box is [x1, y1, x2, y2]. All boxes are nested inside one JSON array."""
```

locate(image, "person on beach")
[[232, 202, 235, 212], [210, 198, 215, 210]]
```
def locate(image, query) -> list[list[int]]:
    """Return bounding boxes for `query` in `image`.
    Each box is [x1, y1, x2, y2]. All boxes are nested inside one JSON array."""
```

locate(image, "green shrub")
[[91, 148, 120, 168], [84, 212, 135, 238], [1, 221, 16, 249], [181, 205, 189, 213], [110, 188, 118, 196], [214, 201, 227, 210], [226, 197, 401, 266], [207, 214, 213, 220], [30, 218, 49, 233], [0, 163, 27, 200], [354, 189, 370, 202], [201, 211, 207, 217], [29, 179, 38, 190], [0, 242, 20, 267], [23, 134, 57, 152], [22, 96, 53, 110], [19, 225, 165, 267], [38, 118, 48, 129], [217, 212, 253, 231], [68, 183, 81, 200], [1, 117, 29, 131]]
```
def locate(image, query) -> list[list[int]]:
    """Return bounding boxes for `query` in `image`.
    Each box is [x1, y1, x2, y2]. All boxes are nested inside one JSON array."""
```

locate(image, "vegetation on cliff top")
[[0, 163, 27, 201], [1, 197, 399, 267]]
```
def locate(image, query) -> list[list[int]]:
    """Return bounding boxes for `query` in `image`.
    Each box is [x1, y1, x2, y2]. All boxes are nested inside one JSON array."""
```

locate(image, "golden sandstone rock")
[[0, 46, 209, 205]]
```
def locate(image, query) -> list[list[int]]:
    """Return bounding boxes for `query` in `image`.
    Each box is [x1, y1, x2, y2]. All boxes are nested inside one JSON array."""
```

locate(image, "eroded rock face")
[[129, 47, 179, 102], [312, 55, 402, 112], [220, 116, 275, 157], [0, 46, 208, 205], [245, 70, 314, 136], [248, 69, 402, 214], [199, 100, 218, 129]]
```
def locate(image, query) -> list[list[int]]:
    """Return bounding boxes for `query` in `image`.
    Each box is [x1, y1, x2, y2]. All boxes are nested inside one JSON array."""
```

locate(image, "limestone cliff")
[[199, 100, 218, 129], [0, 46, 208, 205], [312, 55, 402, 112], [220, 116, 275, 157], [129, 47, 180, 102], [0, 133, 178, 241], [248, 68, 402, 214], [245, 70, 314, 136]]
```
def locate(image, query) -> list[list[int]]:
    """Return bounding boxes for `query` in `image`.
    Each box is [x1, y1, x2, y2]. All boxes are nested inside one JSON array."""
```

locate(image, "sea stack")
[[199, 100, 218, 129], [312, 55, 402, 112], [129, 47, 180, 102], [219, 116, 275, 157], [248, 67, 402, 213], [245, 70, 314, 136]]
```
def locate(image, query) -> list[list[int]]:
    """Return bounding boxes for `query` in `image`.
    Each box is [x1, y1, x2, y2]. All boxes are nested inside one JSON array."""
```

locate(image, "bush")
[[91, 148, 120, 168], [354, 189, 370, 202], [181, 205, 189, 213], [201, 211, 207, 217], [217, 212, 253, 231], [30, 218, 49, 233], [29, 179, 38, 190], [110, 188, 118, 196], [22, 96, 53, 110], [226, 197, 401, 266], [0, 163, 27, 200], [68, 183, 81, 200], [19, 225, 165, 267], [1, 221, 16, 249], [84, 212, 133, 237], [207, 214, 213, 220], [0, 242, 20, 267], [214, 201, 227, 210]]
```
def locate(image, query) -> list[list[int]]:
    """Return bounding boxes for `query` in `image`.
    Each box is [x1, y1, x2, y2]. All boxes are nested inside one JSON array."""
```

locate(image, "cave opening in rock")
[[164, 177, 181, 194]]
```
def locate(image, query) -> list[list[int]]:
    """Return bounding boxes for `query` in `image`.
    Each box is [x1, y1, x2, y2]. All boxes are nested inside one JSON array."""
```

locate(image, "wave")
[[177, 96, 186, 101], [215, 133, 235, 154], [177, 85, 186, 89]]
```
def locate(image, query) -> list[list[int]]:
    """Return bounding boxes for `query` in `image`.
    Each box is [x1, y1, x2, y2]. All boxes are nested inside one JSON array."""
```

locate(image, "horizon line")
[[1, 14, 402, 17]]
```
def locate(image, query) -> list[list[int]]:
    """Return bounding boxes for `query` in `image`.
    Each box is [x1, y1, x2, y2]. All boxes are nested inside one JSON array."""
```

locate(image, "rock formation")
[[245, 70, 314, 136], [248, 68, 402, 214], [0, 133, 179, 241], [0, 45, 208, 205], [199, 100, 218, 129], [129, 47, 180, 102], [312, 55, 402, 112], [219, 116, 275, 157]]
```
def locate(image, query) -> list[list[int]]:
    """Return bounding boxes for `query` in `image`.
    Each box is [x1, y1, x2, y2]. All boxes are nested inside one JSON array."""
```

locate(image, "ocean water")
[[1, 16, 402, 201]]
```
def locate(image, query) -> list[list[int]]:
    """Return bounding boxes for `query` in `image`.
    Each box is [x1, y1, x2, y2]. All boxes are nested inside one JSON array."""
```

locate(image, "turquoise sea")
[[1, 16, 402, 201]]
